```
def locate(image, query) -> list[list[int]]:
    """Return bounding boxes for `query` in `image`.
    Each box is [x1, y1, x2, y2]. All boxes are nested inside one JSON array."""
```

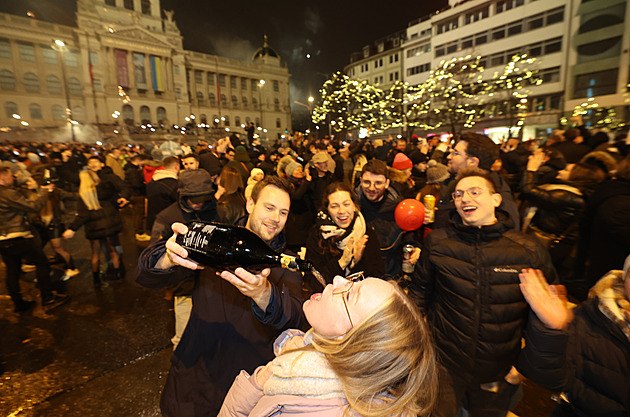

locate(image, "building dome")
[[253, 35, 279, 60]]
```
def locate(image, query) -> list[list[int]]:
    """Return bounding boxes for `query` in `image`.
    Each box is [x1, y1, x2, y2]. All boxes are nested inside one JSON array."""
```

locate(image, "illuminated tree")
[[312, 72, 383, 133], [421, 55, 487, 136], [485, 53, 541, 138]]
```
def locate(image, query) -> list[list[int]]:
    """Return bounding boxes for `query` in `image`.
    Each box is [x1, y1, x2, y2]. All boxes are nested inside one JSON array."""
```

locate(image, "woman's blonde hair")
[[310, 281, 438, 417], [79, 170, 101, 210]]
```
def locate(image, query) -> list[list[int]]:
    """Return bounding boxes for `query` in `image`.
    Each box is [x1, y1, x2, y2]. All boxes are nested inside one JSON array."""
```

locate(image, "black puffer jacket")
[[518, 287, 630, 416], [0, 185, 48, 237], [410, 212, 557, 383], [68, 169, 130, 240]]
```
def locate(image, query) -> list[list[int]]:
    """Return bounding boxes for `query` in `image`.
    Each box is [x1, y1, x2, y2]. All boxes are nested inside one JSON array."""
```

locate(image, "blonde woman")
[[63, 157, 130, 286], [219, 274, 437, 417]]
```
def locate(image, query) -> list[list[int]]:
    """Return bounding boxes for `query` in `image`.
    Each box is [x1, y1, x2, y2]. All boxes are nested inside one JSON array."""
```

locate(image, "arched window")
[[255, 117, 260, 127], [157, 106, 166, 123], [208, 93, 216, 106], [196, 91, 204, 106], [122, 104, 134, 125], [274, 98, 280, 111], [224, 115, 230, 126], [73, 105, 84, 122], [212, 114, 219, 126], [200, 114, 207, 124], [4, 101, 18, 118], [68, 77, 81, 95], [141, 0, 151, 14], [231, 95, 238, 108], [105, 0, 115, 6], [0, 70, 16, 90], [140, 105, 151, 124], [276, 118, 281, 128], [23, 72, 40, 93], [245, 116, 251, 124], [235, 116, 241, 126], [47, 75, 62, 95], [220, 94, 227, 107], [52, 105, 65, 120], [242, 97, 248, 109], [123, 0, 134, 10], [29, 103, 42, 119]]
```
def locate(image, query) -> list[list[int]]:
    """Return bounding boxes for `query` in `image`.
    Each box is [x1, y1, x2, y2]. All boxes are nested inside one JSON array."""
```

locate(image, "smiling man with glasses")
[[430, 133, 520, 230], [410, 166, 557, 417]]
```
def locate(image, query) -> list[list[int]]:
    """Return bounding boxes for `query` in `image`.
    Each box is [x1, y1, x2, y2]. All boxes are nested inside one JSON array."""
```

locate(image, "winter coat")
[[145, 170, 178, 233], [517, 272, 630, 417], [356, 185, 410, 277], [0, 185, 49, 238], [305, 223, 384, 291], [410, 212, 557, 384], [68, 170, 130, 240], [551, 141, 591, 164], [284, 177, 313, 249], [219, 361, 347, 417], [136, 217, 306, 417], [577, 179, 630, 289], [124, 163, 145, 196]]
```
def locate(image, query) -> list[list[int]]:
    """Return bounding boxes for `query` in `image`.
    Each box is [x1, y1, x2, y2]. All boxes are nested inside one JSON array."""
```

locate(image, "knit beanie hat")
[[249, 167, 264, 179], [392, 153, 413, 170], [426, 160, 450, 184], [285, 160, 302, 177]]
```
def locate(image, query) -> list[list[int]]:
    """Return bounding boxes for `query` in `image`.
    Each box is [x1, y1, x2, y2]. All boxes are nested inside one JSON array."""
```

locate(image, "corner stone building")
[[0, 0, 291, 140]]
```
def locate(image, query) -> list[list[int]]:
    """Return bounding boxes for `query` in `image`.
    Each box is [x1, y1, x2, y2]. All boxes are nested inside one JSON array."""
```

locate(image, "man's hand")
[[62, 229, 75, 239], [117, 197, 129, 208], [519, 268, 573, 330], [526, 149, 545, 172], [220, 267, 272, 311], [25, 177, 38, 190], [409, 247, 421, 265], [352, 234, 369, 264], [157, 222, 202, 270]]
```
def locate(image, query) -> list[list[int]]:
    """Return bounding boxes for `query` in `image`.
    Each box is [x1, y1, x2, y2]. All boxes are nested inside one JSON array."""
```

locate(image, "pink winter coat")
[[219, 367, 348, 417]]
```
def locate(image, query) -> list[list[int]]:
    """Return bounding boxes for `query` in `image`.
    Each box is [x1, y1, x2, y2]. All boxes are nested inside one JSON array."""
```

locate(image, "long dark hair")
[[317, 182, 359, 256]]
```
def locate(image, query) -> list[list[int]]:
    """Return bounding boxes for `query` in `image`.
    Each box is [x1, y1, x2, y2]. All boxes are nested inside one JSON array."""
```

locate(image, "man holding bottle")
[[136, 176, 305, 417]]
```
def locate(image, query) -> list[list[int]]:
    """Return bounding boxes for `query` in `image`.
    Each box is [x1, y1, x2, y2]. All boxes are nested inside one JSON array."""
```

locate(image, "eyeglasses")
[[332, 271, 365, 328], [452, 187, 489, 201], [450, 149, 469, 158], [361, 179, 387, 188]]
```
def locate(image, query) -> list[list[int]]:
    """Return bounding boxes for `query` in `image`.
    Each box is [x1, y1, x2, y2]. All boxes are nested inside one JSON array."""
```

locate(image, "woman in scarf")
[[517, 255, 630, 416], [305, 182, 384, 290], [63, 157, 130, 286]]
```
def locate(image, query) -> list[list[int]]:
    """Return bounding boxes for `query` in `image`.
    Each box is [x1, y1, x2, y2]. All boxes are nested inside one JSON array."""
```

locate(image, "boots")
[[92, 271, 102, 287]]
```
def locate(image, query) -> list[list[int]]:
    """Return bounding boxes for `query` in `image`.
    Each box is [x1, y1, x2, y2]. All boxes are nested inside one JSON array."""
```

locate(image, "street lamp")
[[257, 79, 265, 129], [294, 96, 315, 133], [52, 39, 76, 141]]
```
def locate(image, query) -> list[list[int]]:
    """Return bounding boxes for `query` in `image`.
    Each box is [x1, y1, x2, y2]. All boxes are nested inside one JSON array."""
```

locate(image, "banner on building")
[[133, 53, 147, 90], [150, 56, 163, 92], [115, 50, 129, 88]]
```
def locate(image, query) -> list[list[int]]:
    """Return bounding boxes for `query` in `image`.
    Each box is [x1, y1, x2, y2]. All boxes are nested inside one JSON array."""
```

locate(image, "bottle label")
[[182, 223, 216, 251]]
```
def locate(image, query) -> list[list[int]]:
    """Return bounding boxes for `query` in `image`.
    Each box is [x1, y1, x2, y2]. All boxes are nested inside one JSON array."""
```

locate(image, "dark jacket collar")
[[449, 209, 514, 243]]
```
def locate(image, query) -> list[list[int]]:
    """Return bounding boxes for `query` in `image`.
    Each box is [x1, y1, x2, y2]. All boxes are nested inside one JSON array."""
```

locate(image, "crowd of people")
[[1, 119, 629, 416]]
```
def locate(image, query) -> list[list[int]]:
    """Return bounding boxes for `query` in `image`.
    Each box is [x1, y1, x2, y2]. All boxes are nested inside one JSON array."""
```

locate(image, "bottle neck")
[[279, 253, 298, 270]]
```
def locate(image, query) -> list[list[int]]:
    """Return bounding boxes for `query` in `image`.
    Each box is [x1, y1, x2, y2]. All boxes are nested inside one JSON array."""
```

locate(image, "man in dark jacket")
[[356, 159, 408, 277], [124, 155, 148, 241], [136, 176, 304, 417], [410, 167, 556, 417], [432, 133, 520, 230], [0, 167, 68, 312], [145, 156, 179, 234]]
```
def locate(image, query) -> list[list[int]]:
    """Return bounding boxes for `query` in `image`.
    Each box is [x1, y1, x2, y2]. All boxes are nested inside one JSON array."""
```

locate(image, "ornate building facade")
[[0, 0, 291, 141]]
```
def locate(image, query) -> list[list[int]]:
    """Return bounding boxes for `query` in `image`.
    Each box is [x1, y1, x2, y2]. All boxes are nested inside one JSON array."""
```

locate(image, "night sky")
[[0, 0, 447, 112]]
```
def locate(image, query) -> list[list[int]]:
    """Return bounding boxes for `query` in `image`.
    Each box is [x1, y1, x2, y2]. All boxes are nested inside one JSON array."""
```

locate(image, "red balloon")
[[395, 199, 425, 231]]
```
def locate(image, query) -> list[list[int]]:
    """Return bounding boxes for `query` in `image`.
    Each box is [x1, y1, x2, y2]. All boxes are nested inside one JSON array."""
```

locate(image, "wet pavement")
[[0, 209, 558, 416]]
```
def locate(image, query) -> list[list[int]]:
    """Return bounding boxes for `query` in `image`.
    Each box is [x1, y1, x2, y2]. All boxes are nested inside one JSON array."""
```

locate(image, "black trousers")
[[435, 365, 522, 417], [0, 236, 54, 305]]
